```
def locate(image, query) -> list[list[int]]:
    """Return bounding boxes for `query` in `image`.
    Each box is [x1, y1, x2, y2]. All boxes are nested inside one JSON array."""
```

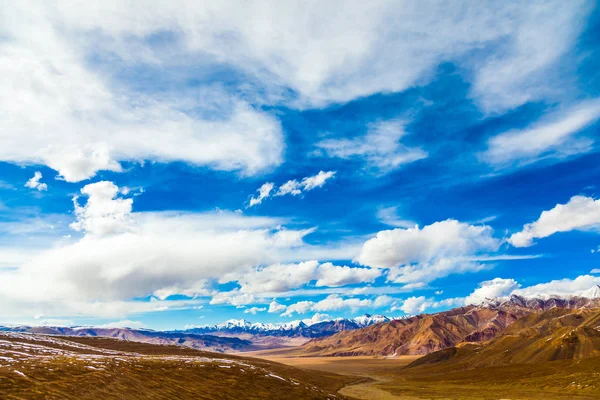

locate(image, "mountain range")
[[298, 287, 600, 357], [0, 314, 392, 352], [4, 287, 600, 356], [182, 313, 392, 337]]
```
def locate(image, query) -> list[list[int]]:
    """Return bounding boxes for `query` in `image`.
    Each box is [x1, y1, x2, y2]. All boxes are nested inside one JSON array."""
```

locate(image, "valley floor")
[[253, 351, 600, 400]]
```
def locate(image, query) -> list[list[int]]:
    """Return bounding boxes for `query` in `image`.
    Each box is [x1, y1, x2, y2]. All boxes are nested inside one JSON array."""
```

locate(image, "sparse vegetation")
[[0, 333, 356, 400]]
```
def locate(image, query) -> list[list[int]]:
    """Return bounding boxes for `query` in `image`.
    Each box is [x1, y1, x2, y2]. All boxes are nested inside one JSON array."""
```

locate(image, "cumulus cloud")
[[209, 290, 258, 307], [243, 306, 266, 315], [70, 181, 134, 237], [248, 182, 274, 207], [0, 181, 351, 318], [482, 100, 600, 168], [464, 278, 521, 305], [315, 263, 381, 287], [301, 313, 333, 326], [281, 294, 390, 316], [591, 269, 600, 274], [508, 195, 600, 247], [24, 172, 48, 192], [268, 301, 287, 314], [397, 296, 429, 315], [357, 220, 500, 284], [394, 296, 462, 315], [316, 119, 427, 173], [229, 260, 381, 295]]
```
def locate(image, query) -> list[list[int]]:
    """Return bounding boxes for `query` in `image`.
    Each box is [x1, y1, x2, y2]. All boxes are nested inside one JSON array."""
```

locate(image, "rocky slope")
[[300, 291, 600, 357], [408, 306, 600, 369]]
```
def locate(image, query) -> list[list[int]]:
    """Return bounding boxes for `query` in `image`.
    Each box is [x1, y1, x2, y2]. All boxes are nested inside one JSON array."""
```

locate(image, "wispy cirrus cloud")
[[481, 99, 600, 169], [0, 1, 591, 181], [316, 119, 427, 174]]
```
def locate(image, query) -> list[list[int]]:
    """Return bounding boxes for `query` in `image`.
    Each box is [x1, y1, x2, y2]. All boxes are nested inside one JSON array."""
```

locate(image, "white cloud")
[[591, 269, 600, 274], [1, 3, 589, 178], [282, 301, 314, 317], [0, 181, 357, 318], [513, 274, 600, 297], [470, 4, 590, 113], [396, 295, 462, 315], [251, 171, 335, 206], [210, 290, 257, 306], [243, 306, 266, 315], [300, 171, 336, 191], [70, 181, 134, 237], [316, 119, 427, 173], [508, 195, 600, 247], [281, 294, 390, 316], [464, 278, 521, 305], [398, 296, 430, 315], [482, 100, 600, 168], [1, 3, 284, 182], [24, 172, 47, 191], [276, 180, 302, 196], [373, 295, 393, 308], [233, 261, 321, 294], [275, 171, 336, 197], [96, 320, 147, 329], [44, 2, 590, 111], [357, 219, 500, 283], [248, 182, 274, 207], [315, 262, 381, 287], [229, 260, 380, 294], [376, 206, 417, 229], [268, 301, 286, 314], [301, 313, 333, 326]]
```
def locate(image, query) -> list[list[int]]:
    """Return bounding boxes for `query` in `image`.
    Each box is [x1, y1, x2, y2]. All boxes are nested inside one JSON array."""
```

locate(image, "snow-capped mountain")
[[575, 284, 600, 299], [352, 314, 390, 327], [481, 285, 600, 310], [184, 314, 391, 338]]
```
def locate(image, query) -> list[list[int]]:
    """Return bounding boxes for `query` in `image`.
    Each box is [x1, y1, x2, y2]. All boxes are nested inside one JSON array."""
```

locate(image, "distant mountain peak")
[[576, 284, 600, 299]]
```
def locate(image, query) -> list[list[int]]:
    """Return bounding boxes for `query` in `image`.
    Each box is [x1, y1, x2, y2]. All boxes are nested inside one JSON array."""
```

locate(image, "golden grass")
[[0, 334, 357, 400], [254, 353, 600, 400]]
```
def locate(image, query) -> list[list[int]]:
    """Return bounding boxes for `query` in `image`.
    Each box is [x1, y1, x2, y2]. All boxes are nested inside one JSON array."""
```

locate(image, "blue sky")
[[1, 1, 600, 330]]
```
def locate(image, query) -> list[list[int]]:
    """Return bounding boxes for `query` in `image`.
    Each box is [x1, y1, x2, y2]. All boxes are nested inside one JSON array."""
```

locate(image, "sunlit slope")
[[301, 305, 526, 356], [408, 307, 600, 369], [0, 332, 355, 400]]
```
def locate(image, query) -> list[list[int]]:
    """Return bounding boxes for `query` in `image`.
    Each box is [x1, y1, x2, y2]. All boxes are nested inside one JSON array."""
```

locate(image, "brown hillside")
[[408, 307, 600, 370], [301, 305, 526, 356]]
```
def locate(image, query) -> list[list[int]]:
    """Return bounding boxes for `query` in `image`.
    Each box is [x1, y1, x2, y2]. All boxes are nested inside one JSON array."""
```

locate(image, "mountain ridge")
[[298, 291, 600, 357]]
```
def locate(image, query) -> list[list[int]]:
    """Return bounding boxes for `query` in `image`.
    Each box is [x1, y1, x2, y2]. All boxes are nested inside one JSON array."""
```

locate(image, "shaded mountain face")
[[300, 294, 600, 357]]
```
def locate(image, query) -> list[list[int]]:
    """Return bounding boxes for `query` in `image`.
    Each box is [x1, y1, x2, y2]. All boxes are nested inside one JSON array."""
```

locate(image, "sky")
[[1, 1, 600, 330]]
